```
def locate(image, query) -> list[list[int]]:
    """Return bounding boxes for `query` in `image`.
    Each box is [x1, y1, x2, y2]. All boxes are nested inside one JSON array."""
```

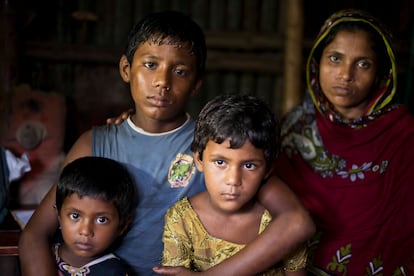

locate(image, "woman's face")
[[319, 30, 379, 119]]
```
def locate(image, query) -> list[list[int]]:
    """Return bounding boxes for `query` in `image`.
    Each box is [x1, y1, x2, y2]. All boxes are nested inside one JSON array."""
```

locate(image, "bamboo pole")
[[282, 0, 304, 115]]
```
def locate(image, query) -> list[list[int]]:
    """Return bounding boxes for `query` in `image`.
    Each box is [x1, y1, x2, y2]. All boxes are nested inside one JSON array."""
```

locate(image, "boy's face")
[[194, 139, 268, 214], [57, 194, 123, 265], [120, 40, 202, 131]]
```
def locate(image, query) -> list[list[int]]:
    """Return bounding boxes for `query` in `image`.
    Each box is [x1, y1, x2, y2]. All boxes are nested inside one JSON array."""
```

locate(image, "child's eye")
[[96, 217, 108, 224], [175, 68, 187, 76], [214, 160, 225, 166], [244, 163, 256, 170], [144, 61, 155, 69], [69, 212, 80, 221]]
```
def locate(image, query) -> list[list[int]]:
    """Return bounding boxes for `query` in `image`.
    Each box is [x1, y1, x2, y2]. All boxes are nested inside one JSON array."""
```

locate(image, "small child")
[[158, 95, 307, 275], [54, 156, 136, 275]]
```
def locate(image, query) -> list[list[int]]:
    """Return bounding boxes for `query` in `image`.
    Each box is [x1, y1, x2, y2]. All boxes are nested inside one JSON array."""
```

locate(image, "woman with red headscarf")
[[275, 9, 414, 275]]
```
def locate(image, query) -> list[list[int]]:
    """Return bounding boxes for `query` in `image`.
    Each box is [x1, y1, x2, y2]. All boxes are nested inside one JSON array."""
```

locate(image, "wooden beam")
[[205, 31, 283, 50], [23, 40, 284, 74], [282, 0, 304, 114]]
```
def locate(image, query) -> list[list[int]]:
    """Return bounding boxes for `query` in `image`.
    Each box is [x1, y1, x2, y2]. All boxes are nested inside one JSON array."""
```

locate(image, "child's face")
[[194, 139, 268, 214], [58, 193, 123, 265], [319, 30, 378, 119], [120, 40, 202, 131]]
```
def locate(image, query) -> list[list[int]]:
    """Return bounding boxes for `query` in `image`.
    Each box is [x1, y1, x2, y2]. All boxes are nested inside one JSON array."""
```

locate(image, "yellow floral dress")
[[162, 197, 307, 275]]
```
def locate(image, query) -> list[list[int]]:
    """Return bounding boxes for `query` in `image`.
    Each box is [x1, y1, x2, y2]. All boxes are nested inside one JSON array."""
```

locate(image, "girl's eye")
[[69, 212, 80, 221], [244, 163, 256, 170], [96, 217, 108, 224]]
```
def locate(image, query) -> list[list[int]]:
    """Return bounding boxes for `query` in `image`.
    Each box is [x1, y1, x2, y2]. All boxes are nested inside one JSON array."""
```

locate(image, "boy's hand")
[[106, 108, 134, 125], [153, 266, 198, 275]]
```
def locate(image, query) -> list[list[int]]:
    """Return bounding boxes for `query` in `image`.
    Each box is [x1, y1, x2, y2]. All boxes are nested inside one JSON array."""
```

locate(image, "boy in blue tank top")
[[19, 11, 315, 276]]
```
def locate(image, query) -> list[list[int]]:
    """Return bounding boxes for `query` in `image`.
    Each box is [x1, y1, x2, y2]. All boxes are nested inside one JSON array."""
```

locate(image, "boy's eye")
[[69, 212, 80, 221], [175, 68, 187, 76], [214, 160, 225, 166], [144, 61, 155, 69], [96, 216, 108, 224]]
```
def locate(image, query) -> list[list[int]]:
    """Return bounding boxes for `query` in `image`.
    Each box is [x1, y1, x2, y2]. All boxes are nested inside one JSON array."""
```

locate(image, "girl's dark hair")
[[315, 20, 391, 79], [191, 94, 280, 166], [56, 156, 136, 226], [125, 10, 207, 79]]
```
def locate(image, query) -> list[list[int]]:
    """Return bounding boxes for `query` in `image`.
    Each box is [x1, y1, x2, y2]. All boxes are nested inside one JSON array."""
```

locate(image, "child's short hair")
[[56, 156, 136, 226], [124, 10, 207, 79], [191, 94, 280, 166]]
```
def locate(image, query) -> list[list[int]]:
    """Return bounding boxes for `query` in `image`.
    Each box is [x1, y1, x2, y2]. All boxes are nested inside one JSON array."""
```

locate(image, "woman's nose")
[[339, 63, 354, 82]]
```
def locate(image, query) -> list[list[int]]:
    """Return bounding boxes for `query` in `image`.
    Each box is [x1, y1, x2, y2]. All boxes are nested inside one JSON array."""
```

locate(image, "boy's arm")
[[19, 131, 93, 276], [203, 175, 315, 275], [18, 185, 58, 276]]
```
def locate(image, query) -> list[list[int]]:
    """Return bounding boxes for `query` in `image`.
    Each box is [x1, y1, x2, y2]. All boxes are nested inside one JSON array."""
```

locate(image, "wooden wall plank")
[[282, 0, 303, 114]]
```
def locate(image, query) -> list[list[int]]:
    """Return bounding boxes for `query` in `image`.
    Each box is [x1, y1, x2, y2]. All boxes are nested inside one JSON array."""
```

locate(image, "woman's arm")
[[19, 131, 93, 276]]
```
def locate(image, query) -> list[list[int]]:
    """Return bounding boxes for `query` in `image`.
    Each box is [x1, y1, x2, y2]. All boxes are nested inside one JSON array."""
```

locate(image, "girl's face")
[[58, 194, 123, 267], [194, 139, 268, 215], [319, 30, 379, 119]]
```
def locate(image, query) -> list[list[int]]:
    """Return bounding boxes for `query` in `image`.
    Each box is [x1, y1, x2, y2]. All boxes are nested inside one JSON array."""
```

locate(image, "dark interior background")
[[1, 0, 413, 151]]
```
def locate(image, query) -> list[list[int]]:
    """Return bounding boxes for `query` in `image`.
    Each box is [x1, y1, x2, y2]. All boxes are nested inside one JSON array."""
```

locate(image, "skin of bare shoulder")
[[63, 130, 93, 166]]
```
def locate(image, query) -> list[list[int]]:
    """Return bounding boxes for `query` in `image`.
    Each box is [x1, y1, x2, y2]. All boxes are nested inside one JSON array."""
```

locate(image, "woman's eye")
[[357, 60, 371, 69], [96, 217, 108, 224], [69, 213, 80, 220], [329, 55, 340, 63]]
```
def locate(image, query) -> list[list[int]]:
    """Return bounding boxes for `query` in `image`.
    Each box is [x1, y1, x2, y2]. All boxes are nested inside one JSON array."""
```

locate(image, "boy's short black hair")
[[191, 94, 280, 166], [125, 10, 207, 79], [56, 156, 136, 226]]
